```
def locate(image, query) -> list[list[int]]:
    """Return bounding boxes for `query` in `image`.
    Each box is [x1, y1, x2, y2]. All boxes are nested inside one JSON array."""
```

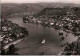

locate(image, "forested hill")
[[1, 3, 80, 18]]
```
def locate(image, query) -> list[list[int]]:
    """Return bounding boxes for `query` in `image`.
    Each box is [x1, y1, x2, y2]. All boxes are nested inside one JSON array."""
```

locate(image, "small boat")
[[41, 39, 45, 44]]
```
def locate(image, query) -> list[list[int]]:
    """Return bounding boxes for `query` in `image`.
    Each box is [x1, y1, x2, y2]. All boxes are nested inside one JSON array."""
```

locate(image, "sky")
[[1, 0, 80, 4]]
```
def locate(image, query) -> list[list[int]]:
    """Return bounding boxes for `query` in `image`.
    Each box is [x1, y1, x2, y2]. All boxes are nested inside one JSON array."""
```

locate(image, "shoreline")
[[3, 37, 27, 49], [8, 17, 78, 55]]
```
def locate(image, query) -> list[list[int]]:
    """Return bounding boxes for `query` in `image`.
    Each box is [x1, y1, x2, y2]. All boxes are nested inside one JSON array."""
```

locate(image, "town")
[[23, 7, 80, 55], [1, 2, 80, 55], [0, 18, 29, 55]]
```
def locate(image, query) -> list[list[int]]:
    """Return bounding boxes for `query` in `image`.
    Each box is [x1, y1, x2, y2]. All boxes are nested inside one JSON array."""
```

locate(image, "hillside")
[[1, 3, 80, 18]]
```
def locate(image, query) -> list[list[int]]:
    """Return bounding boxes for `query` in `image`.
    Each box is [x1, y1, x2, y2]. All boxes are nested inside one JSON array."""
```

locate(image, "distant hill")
[[1, 3, 80, 18], [35, 7, 67, 17]]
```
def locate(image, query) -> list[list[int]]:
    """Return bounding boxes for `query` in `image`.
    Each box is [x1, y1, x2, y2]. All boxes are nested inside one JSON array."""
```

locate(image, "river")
[[8, 17, 78, 55]]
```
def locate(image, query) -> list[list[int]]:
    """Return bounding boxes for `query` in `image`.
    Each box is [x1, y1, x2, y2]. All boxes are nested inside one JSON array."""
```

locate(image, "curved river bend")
[[8, 17, 77, 55]]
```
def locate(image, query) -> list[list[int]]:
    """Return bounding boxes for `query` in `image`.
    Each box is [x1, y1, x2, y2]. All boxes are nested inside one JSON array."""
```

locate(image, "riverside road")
[[8, 17, 78, 55]]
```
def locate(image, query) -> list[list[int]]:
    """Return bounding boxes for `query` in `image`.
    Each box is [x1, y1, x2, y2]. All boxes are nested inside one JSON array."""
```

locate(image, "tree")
[[7, 44, 19, 55], [1, 49, 6, 55]]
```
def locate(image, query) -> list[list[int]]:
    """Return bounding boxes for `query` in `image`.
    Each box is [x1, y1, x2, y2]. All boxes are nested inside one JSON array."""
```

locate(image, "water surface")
[[8, 17, 77, 55]]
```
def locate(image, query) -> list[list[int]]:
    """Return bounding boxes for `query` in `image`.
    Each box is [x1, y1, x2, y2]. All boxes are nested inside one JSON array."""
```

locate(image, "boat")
[[41, 39, 45, 44]]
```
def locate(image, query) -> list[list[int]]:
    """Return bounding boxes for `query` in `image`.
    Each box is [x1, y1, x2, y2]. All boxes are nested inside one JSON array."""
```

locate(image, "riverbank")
[[3, 38, 22, 49], [8, 17, 77, 55], [3, 37, 27, 49], [8, 17, 78, 55], [1, 18, 29, 55]]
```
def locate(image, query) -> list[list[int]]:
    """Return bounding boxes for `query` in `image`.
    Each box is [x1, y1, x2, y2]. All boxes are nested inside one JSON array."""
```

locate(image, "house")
[[2, 26, 8, 31]]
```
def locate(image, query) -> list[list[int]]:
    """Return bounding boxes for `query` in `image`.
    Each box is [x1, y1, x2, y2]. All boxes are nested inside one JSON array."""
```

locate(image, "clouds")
[[1, 0, 80, 4]]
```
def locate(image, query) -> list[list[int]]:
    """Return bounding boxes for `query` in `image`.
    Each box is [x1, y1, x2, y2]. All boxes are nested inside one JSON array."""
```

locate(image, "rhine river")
[[8, 17, 77, 55]]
